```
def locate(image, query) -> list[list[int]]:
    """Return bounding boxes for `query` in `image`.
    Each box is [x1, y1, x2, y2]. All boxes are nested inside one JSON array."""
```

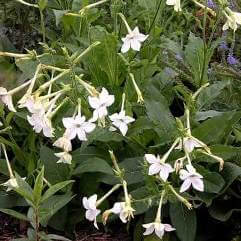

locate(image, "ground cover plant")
[[0, 0, 241, 240]]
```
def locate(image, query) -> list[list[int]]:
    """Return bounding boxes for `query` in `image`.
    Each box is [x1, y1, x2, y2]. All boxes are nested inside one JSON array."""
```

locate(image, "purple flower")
[[227, 54, 238, 65], [207, 0, 216, 9], [219, 41, 228, 50]]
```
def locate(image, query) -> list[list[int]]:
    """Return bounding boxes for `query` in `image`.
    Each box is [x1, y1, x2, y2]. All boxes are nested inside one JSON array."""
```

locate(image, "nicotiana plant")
[[0, 0, 241, 240]]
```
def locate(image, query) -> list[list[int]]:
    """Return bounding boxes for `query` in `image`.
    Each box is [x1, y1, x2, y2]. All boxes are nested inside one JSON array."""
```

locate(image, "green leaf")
[[41, 180, 74, 203], [192, 111, 241, 144], [73, 157, 114, 175], [196, 81, 230, 110], [203, 172, 225, 193], [144, 84, 177, 141], [39, 194, 74, 226], [219, 162, 241, 195], [170, 202, 197, 241], [14, 173, 34, 204], [40, 146, 69, 184], [33, 167, 44, 204], [52, 10, 68, 26], [0, 208, 28, 221]]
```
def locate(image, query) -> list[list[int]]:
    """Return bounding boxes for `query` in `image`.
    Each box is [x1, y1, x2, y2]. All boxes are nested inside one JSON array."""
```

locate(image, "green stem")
[[40, 10, 46, 43]]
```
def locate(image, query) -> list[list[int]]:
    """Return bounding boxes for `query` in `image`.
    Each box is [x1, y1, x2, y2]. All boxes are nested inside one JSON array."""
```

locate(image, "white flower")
[[19, 95, 45, 114], [0, 87, 16, 112], [109, 111, 135, 136], [55, 152, 72, 164], [121, 27, 148, 53], [179, 164, 204, 193], [223, 10, 241, 31], [143, 222, 175, 239], [82, 194, 101, 229], [88, 88, 114, 121], [166, 0, 181, 12], [53, 134, 72, 152], [27, 112, 54, 138], [176, 137, 203, 153], [110, 202, 135, 223], [2, 177, 26, 192], [0, 121, 3, 127], [145, 154, 174, 181], [63, 114, 95, 141]]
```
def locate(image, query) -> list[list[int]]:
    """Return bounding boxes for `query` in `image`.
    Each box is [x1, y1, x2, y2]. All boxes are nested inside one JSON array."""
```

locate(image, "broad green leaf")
[[203, 172, 225, 193], [33, 167, 44, 204], [39, 194, 74, 226], [40, 146, 69, 184], [196, 81, 230, 110], [192, 111, 241, 144], [219, 162, 241, 195], [0, 191, 27, 208], [73, 157, 114, 175], [41, 180, 74, 203], [144, 84, 177, 141], [38, 0, 48, 11], [0, 208, 28, 221], [170, 202, 197, 241]]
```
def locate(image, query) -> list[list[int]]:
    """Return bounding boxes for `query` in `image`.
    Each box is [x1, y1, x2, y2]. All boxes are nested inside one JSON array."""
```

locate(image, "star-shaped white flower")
[[121, 27, 148, 53], [179, 164, 204, 193], [27, 112, 54, 138], [166, 0, 181, 12], [53, 134, 72, 152], [63, 114, 96, 141], [145, 154, 174, 181], [110, 202, 135, 223], [82, 194, 101, 229], [19, 95, 45, 114], [109, 111, 135, 136], [0, 87, 16, 112], [143, 222, 175, 239], [223, 10, 241, 31], [55, 152, 72, 164], [88, 88, 115, 121]]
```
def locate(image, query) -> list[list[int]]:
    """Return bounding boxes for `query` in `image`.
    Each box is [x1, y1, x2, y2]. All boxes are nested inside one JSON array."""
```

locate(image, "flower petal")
[[180, 179, 192, 193]]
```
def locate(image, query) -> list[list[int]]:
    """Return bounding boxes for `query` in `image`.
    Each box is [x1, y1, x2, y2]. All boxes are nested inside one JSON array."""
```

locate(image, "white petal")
[[82, 122, 96, 133], [130, 39, 141, 51], [88, 96, 100, 109], [149, 163, 161, 175], [179, 169, 190, 180], [82, 197, 89, 209], [143, 223, 155, 236], [121, 39, 131, 53], [111, 202, 123, 214], [154, 223, 165, 239], [62, 117, 75, 129], [180, 179, 192, 193], [119, 122, 128, 136], [119, 211, 127, 223], [164, 224, 176, 232], [191, 177, 204, 192], [88, 194, 98, 209], [77, 129, 87, 141], [145, 154, 159, 164]]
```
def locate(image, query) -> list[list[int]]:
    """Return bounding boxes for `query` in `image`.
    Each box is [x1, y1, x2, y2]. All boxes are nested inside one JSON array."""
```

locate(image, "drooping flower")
[[55, 152, 72, 164], [109, 111, 135, 136], [27, 112, 54, 138], [223, 9, 241, 31], [121, 27, 148, 53], [53, 134, 72, 152], [82, 194, 101, 229], [176, 136, 204, 153], [2, 177, 26, 192], [166, 0, 181, 12], [145, 154, 174, 181], [18, 95, 45, 114], [179, 164, 204, 192], [88, 88, 115, 121], [0, 87, 16, 112], [110, 201, 135, 223], [143, 222, 175, 239], [63, 114, 96, 141]]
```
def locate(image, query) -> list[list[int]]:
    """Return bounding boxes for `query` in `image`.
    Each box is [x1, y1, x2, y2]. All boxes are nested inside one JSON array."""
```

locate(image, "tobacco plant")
[[0, 0, 241, 241]]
